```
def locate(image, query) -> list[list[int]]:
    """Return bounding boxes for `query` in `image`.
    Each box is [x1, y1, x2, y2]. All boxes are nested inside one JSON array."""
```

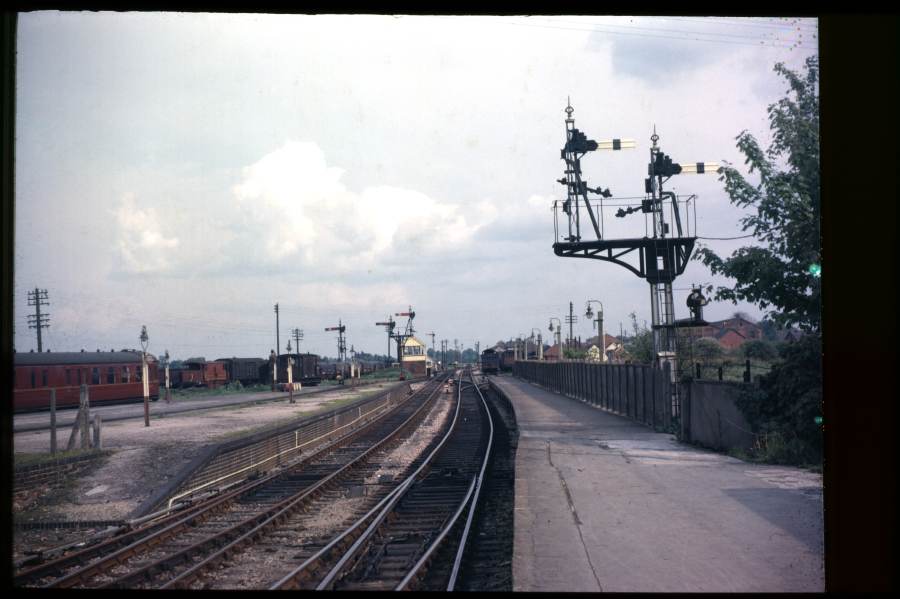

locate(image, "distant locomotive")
[[481, 348, 500, 374], [13, 350, 160, 412]]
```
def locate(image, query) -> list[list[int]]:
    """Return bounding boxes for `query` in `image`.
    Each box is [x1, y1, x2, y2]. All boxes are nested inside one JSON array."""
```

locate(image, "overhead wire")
[[461, 17, 804, 49], [541, 16, 807, 42]]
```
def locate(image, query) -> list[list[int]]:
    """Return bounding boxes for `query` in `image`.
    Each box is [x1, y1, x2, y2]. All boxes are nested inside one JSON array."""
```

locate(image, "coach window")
[[123, 366, 130, 383], [136, 367, 142, 383], [66, 369, 71, 385], [42, 369, 49, 387], [107, 367, 116, 384], [92, 367, 100, 385], [31, 369, 36, 388]]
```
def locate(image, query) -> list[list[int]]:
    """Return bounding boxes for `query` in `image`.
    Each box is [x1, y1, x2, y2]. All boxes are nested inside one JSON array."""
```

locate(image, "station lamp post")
[[140, 325, 149, 427], [531, 328, 544, 360], [162, 349, 171, 403], [585, 300, 606, 362], [548, 317, 563, 359]]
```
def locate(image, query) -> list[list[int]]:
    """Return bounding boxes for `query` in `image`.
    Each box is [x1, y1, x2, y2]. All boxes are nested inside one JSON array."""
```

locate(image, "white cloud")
[[114, 192, 179, 273], [227, 141, 487, 275]]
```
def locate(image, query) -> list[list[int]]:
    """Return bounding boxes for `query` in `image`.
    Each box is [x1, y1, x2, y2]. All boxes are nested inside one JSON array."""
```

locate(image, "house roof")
[[714, 327, 746, 341]]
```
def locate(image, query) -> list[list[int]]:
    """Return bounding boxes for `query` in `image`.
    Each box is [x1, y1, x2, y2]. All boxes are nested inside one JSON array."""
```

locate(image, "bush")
[[735, 334, 822, 466], [695, 338, 725, 364], [741, 339, 778, 361]]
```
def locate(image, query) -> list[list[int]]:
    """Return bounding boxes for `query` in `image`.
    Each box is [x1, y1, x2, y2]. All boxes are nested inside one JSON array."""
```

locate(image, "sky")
[[13, 13, 818, 360]]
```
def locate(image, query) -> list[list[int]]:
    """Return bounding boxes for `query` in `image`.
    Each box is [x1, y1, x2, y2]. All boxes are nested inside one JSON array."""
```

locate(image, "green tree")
[[735, 334, 822, 465], [695, 56, 820, 333], [695, 338, 724, 365], [741, 339, 778, 361], [625, 329, 654, 364]]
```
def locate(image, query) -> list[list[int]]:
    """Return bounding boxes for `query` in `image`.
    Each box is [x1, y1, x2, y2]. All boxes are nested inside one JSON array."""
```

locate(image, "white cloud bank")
[[114, 192, 179, 273]]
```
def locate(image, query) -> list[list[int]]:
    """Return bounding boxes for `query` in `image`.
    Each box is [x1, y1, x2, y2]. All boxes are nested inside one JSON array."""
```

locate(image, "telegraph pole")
[[27, 288, 50, 352], [292, 328, 303, 355], [565, 301, 577, 348]]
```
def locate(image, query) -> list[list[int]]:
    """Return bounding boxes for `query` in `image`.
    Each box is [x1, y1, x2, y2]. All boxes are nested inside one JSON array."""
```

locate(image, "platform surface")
[[490, 375, 824, 593]]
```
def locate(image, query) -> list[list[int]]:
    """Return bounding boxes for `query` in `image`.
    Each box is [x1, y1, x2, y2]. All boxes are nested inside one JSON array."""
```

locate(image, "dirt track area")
[[12, 381, 411, 563]]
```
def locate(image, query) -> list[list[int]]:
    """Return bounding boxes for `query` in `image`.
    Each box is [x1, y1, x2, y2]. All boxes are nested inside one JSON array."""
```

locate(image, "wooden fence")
[[512, 360, 674, 429]]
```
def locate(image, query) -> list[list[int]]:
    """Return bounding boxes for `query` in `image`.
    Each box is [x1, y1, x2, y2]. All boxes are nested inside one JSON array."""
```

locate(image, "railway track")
[[271, 368, 494, 592], [14, 374, 451, 589]]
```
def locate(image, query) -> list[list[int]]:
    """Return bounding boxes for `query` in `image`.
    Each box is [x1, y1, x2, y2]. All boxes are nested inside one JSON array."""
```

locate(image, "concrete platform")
[[490, 375, 824, 593]]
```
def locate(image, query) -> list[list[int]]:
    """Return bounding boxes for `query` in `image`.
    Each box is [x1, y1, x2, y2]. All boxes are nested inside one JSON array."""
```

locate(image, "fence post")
[[92, 414, 102, 450], [603, 364, 609, 410], [50, 389, 57, 455], [663, 362, 675, 428], [718, 366, 723, 381], [743, 359, 751, 383], [695, 362, 701, 379], [80, 384, 91, 449]]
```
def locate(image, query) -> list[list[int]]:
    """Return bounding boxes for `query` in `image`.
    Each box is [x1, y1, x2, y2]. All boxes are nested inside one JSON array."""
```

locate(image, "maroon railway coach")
[[13, 350, 160, 412]]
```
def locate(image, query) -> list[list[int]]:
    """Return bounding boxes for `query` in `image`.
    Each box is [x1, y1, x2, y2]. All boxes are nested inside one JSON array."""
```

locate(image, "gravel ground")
[[12, 381, 410, 564]]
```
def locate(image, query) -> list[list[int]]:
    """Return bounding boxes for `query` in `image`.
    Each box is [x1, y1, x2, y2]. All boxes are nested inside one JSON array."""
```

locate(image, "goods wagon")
[[499, 348, 517, 372], [277, 353, 321, 386], [216, 357, 267, 386], [171, 359, 227, 389]]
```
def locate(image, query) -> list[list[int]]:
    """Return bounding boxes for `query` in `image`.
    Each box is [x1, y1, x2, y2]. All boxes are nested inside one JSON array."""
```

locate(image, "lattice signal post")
[[551, 101, 719, 415], [375, 316, 396, 364], [324, 320, 347, 375], [391, 307, 416, 378]]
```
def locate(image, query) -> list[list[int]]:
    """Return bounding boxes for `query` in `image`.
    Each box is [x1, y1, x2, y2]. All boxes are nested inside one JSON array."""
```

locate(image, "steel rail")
[[314, 371, 467, 591], [269, 370, 466, 590], [446, 371, 495, 590], [396, 369, 494, 591], [155, 376, 449, 590], [14, 381, 417, 586], [32, 376, 446, 589]]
